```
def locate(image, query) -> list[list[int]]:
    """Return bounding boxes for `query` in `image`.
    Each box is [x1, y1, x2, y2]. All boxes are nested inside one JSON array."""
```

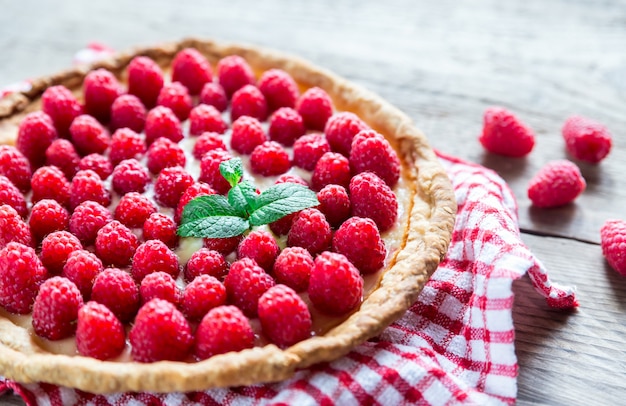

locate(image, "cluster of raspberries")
[[0, 48, 403, 362]]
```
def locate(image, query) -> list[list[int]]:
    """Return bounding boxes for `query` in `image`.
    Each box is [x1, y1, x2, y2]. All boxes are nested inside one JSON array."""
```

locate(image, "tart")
[[0, 38, 456, 393]]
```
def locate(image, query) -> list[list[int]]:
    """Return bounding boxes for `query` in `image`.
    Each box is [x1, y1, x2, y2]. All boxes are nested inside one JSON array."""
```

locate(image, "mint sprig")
[[177, 158, 319, 238]]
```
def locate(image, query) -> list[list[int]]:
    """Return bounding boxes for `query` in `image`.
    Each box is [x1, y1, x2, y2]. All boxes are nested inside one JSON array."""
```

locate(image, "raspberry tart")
[[0, 38, 456, 393]]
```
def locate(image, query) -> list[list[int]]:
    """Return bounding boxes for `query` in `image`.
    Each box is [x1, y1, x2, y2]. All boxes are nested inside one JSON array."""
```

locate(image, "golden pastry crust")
[[0, 38, 456, 394]]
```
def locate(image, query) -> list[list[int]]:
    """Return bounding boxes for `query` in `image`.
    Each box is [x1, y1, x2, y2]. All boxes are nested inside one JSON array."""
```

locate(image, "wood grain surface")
[[1, 0, 625, 404]]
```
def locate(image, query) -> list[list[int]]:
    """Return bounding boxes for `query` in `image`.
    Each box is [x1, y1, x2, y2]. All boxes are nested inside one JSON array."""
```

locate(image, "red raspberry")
[[127, 56, 164, 108], [139, 271, 181, 306], [0, 204, 32, 248], [269, 213, 297, 237], [172, 48, 213, 95], [17, 111, 57, 167], [0, 175, 27, 218], [95, 220, 139, 267], [69, 114, 111, 156], [62, 249, 104, 299], [311, 151, 351, 191], [527, 160, 586, 208], [224, 258, 275, 317], [70, 169, 111, 209], [130, 298, 193, 362], [199, 149, 235, 194], [29, 199, 69, 242], [317, 184, 351, 228], [157, 82, 193, 121], [273, 246, 313, 292], [45, 139, 80, 180], [230, 84, 268, 122], [293, 133, 331, 171], [0, 145, 31, 192], [332, 217, 386, 274], [111, 158, 150, 195], [193, 132, 227, 159], [154, 166, 194, 208], [479, 107, 535, 157], [175, 182, 217, 224], [350, 172, 398, 232], [276, 173, 308, 186], [69, 200, 112, 244], [237, 230, 280, 272], [250, 141, 291, 176], [324, 112, 369, 157], [258, 284, 312, 348], [194, 305, 254, 360], [258, 69, 299, 111], [144, 106, 184, 145], [189, 104, 227, 136], [83, 68, 124, 123], [91, 268, 140, 322], [350, 129, 401, 187], [230, 116, 268, 155], [143, 212, 179, 248], [308, 251, 363, 315], [146, 137, 186, 174], [41, 85, 83, 137], [40, 230, 83, 274], [268, 107, 305, 147], [182, 274, 226, 320], [31, 165, 70, 207], [200, 82, 228, 112], [203, 235, 243, 257], [296, 87, 333, 131], [601, 219, 626, 276], [184, 248, 229, 282], [114, 192, 157, 228], [78, 153, 113, 180], [0, 242, 46, 314], [32, 276, 83, 340], [287, 208, 332, 256], [216, 55, 255, 97], [76, 301, 126, 360], [110, 94, 147, 133], [562, 115, 612, 164], [131, 239, 180, 282], [109, 127, 146, 165]]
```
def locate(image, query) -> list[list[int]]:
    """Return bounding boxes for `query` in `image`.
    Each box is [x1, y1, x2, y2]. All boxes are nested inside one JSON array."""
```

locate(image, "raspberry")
[[527, 160, 586, 208], [194, 305, 254, 360], [324, 112, 369, 157], [562, 115, 612, 164], [32, 276, 83, 340], [40, 230, 83, 274], [269, 212, 297, 237], [69, 200, 112, 244], [0, 145, 31, 192], [130, 298, 193, 362], [175, 182, 217, 224], [83, 68, 124, 123], [317, 184, 351, 228], [0, 175, 26, 218], [41, 85, 83, 137], [250, 141, 291, 177], [109, 127, 146, 165], [601, 219, 626, 276], [350, 129, 401, 187], [296, 87, 333, 131], [184, 248, 229, 282], [192, 132, 227, 159], [479, 107, 535, 157], [139, 271, 181, 306], [70, 169, 111, 209], [131, 239, 180, 282], [216, 55, 255, 97], [258, 69, 299, 111], [29, 199, 69, 242], [200, 82, 228, 112], [203, 235, 243, 257], [127, 56, 164, 108], [258, 284, 312, 348], [237, 230, 280, 272], [189, 104, 227, 136], [332, 217, 386, 274], [157, 81, 193, 121], [224, 258, 275, 317], [199, 149, 235, 194], [0, 242, 46, 314], [230, 116, 268, 155], [287, 208, 332, 256], [273, 247, 313, 292], [76, 301, 126, 360], [276, 173, 309, 186], [143, 212, 179, 248], [154, 166, 194, 208], [308, 251, 363, 315], [114, 192, 157, 228], [230, 84, 268, 122], [95, 220, 139, 267], [62, 250, 104, 299], [311, 151, 351, 191], [0, 205, 32, 249], [111, 158, 150, 195], [268, 107, 305, 147], [350, 172, 398, 232], [182, 274, 227, 320], [69, 114, 111, 156], [110, 94, 147, 133], [144, 106, 184, 145], [146, 137, 186, 174], [172, 48, 213, 95], [293, 133, 331, 171], [91, 268, 140, 323], [31, 165, 71, 207], [78, 153, 113, 180], [45, 139, 80, 180], [17, 111, 57, 167]]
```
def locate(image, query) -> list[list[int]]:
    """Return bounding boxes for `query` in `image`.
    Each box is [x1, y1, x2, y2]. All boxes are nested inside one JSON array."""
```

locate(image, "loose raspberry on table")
[[41, 85, 83, 137], [311, 151, 351, 191], [250, 141, 291, 177], [230, 115, 268, 155], [95, 220, 139, 267], [268, 107, 306, 147], [110, 94, 147, 133], [32, 276, 83, 340], [601, 219, 626, 276], [91, 268, 140, 323], [184, 248, 229, 282], [111, 158, 150, 195], [17, 111, 57, 167], [324, 112, 369, 157], [350, 172, 398, 232], [273, 246, 313, 292], [317, 184, 351, 228], [146, 137, 186, 174], [172, 48, 213, 95], [308, 251, 363, 315], [224, 257, 275, 317], [139, 271, 182, 306], [76, 301, 126, 360], [157, 81, 193, 121], [70, 169, 111, 209], [0, 242, 46, 314], [199, 149, 235, 194], [175, 182, 217, 224], [127, 56, 164, 108], [200, 82, 229, 112], [131, 239, 180, 282], [45, 139, 80, 180], [350, 129, 401, 187], [154, 166, 194, 208], [230, 84, 268, 122], [78, 153, 113, 180], [130, 298, 193, 362], [192, 132, 227, 160], [527, 160, 586, 208], [269, 212, 297, 236], [216, 55, 256, 97], [562, 115, 612, 164], [293, 132, 331, 171], [143, 212, 179, 248], [203, 235, 243, 257], [40, 230, 83, 275], [237, 230, 280, 272], [144, 105, 184, 145], [31, 165, 71, 207], [29, 199, 69, 242], [69, 114, 111, 156], [69, 200, 112, 245], [182, 274, 227, 320], [258, 69, 299, 112], [109, 127, 146, 165], [0, 175, 27, 218], [62, 249, 104, 299], [194, 305, 254, 360], [0, 145, 31, 192], [296, 87, 334, 131], [114, 192, 157, 228], [83, 68, 124, 123], [287, 208, 332, 256], [275, 173, 308, 186], [189, 104, 228, 136], [0, 205, 32, 248], [258, 284, 312, 348], [479, 107, 535, 157], [332, 216, 386, 274]]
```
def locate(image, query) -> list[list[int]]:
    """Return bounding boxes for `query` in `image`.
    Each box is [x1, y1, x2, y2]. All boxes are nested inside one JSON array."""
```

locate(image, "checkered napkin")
[[0, 45, 577, 405]]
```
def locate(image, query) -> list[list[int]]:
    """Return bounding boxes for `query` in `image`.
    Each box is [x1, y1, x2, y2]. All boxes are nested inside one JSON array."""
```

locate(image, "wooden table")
[[1, 0, 625, 404]]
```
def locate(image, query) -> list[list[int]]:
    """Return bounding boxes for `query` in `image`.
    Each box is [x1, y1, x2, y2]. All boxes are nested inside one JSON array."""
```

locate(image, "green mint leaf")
[[228, 180, 259, 216], [219, 158, 244, 187], [178, 216, 250, 238], [248, 183, 319, 226]]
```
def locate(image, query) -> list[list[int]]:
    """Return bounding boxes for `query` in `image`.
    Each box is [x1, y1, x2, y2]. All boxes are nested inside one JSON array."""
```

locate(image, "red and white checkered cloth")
[[0, 45, 577, 405]]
